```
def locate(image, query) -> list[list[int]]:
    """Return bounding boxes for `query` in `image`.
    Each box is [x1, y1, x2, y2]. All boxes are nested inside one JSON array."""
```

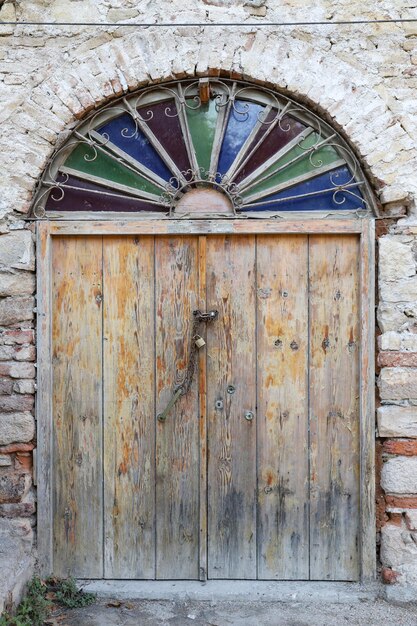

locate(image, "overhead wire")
[[0, 18, 417, 27]]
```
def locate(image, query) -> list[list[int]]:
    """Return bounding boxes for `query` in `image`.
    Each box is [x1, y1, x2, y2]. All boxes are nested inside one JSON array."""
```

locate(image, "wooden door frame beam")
[[36, 217, 375, 581]]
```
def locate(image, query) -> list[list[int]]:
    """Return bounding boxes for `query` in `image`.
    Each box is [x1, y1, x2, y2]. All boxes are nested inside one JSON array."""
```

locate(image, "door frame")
[[36, 217, 375, 581]]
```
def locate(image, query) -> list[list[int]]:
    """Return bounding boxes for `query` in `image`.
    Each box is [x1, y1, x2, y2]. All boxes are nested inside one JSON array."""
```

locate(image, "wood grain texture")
[[48, 218, 365, 237], [206, 235, 257, 579], [309, 234, 360, 581], [360, 220, 376, 581], [103, 236, 155, 578], [36, 222, 53, 576], [52, 236, 103, 578], [155, 236, 200, 579], [198, 236, 208, 581], [256, 235, 309, 579]]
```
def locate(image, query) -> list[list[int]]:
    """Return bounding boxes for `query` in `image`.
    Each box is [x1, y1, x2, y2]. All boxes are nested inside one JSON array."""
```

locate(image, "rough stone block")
[[380, 186, 411, 205], [0, 346, 15, 361], [13, 346, 35, 362], [2, 330, 34, 346], [0, 413, 35, 446], [0, 473, 26, 504], [379, 332, 402, 351], [379, 368, 417, 400], [0, 456, 11, 467], [0, 297, 34, 326], [380, 277, 417, 303], [378, 302, 417, 333], [12, 381, 35, 395], [0, 362, 35, 380], [0, 272, 35, 297], [0, 396, 34, 413], [379, 236, 416, 282], [405, 511, 417, 530], [378, 405, 417, 438], [379, 332, 417, 352], [381, 521, 417, 568], [0, 518, 34, 614], [0, 232, 34, 271], [0, 503, 36, 518], [0, 380, 13, 395], [381, 456, 417, 494]]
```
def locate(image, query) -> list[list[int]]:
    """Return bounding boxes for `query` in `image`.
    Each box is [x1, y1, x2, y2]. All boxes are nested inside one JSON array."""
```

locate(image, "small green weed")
[[0, 577, 51, 626], [50, 576, 96, 609], [0, 575, 96, 624]]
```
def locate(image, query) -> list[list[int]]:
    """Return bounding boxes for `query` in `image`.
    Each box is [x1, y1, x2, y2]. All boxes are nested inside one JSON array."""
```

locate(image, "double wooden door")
[[51, 233, 360, 581]]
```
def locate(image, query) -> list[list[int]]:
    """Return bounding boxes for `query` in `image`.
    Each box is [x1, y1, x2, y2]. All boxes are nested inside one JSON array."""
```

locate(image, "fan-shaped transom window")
[[31, 79, 376, 218]]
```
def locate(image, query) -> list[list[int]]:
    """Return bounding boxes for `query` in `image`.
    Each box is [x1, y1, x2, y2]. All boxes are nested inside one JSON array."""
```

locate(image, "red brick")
[[385, 495, 417, 509], [15, 452, 32, 472], [381, 567, 399, 584], [0, 395, 34, 412], [387, 512, 403, 526], [0, 443, 34, 454], [1, 330, 34, 345], [383, 439, 417, 456], [378, 351, 417, 367]]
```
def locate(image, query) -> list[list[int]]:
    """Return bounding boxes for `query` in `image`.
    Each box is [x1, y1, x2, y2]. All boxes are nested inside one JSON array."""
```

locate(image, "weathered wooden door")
[[51, 233, 360, 581]]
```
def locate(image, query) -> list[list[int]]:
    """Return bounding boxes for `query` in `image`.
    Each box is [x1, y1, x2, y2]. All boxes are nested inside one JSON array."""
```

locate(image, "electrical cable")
[[0, 18, 417, 28]]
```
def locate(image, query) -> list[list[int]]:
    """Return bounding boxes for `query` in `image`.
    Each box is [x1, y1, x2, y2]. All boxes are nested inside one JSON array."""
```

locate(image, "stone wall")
[[377, 227, 417, 597], [1, 0, 417, 609]]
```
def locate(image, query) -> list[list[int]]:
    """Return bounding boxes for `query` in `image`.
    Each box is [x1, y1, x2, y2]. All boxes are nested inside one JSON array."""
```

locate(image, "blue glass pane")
[[218, 101, 265, 175], [98, 114, 173, 182], [242, 166, 365, 212]]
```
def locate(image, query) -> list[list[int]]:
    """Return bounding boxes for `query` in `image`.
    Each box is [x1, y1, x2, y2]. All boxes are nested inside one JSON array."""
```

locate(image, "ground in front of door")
[[52, 598, 417, 625]]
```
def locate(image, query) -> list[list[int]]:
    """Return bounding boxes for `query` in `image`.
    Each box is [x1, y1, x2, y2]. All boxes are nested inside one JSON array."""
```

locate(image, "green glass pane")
[[242, 133, 340, 197], [186, 99, 218, 175], [65, 144, 162, 197]]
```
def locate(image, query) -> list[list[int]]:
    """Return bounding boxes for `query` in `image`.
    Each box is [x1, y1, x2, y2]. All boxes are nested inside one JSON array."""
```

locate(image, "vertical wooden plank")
[[206, 235, 257, 579], [52, 236, 103, 578], [256, 235, 309, 579], [198, 236, 208, 582], [309, 234, 360, 581], [103, 236, 155, 578], [37, 222, 53, 576], [155, 236, 200, 579], [360, 220, 376, 581]]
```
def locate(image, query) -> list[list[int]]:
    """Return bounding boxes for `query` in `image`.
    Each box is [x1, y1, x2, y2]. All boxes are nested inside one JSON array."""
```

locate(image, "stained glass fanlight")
[[31, 79, 376, 218]]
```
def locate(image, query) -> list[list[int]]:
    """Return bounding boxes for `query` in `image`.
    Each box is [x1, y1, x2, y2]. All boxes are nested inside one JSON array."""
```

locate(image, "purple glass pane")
[[234, 114, 307, 184], [139, 101, 191, 174], [45, 174, 164, 213], [241, 166, 365, 212]]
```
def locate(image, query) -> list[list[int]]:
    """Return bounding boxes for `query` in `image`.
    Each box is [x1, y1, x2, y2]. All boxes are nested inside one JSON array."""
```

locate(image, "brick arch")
[[7, 27, 414, 216]]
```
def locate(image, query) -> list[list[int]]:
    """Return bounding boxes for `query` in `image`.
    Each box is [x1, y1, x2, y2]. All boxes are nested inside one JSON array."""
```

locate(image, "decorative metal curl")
[[160, 167, 243, 214], [29, 77, 376, 219]]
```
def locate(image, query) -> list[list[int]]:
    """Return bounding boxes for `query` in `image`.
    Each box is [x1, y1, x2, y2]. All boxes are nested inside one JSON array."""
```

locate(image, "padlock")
[[194, 334, 206, 349]]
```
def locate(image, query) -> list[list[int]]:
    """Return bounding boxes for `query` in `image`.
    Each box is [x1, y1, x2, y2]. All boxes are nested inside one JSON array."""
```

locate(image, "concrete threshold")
[[77, 580, 382, 603]]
